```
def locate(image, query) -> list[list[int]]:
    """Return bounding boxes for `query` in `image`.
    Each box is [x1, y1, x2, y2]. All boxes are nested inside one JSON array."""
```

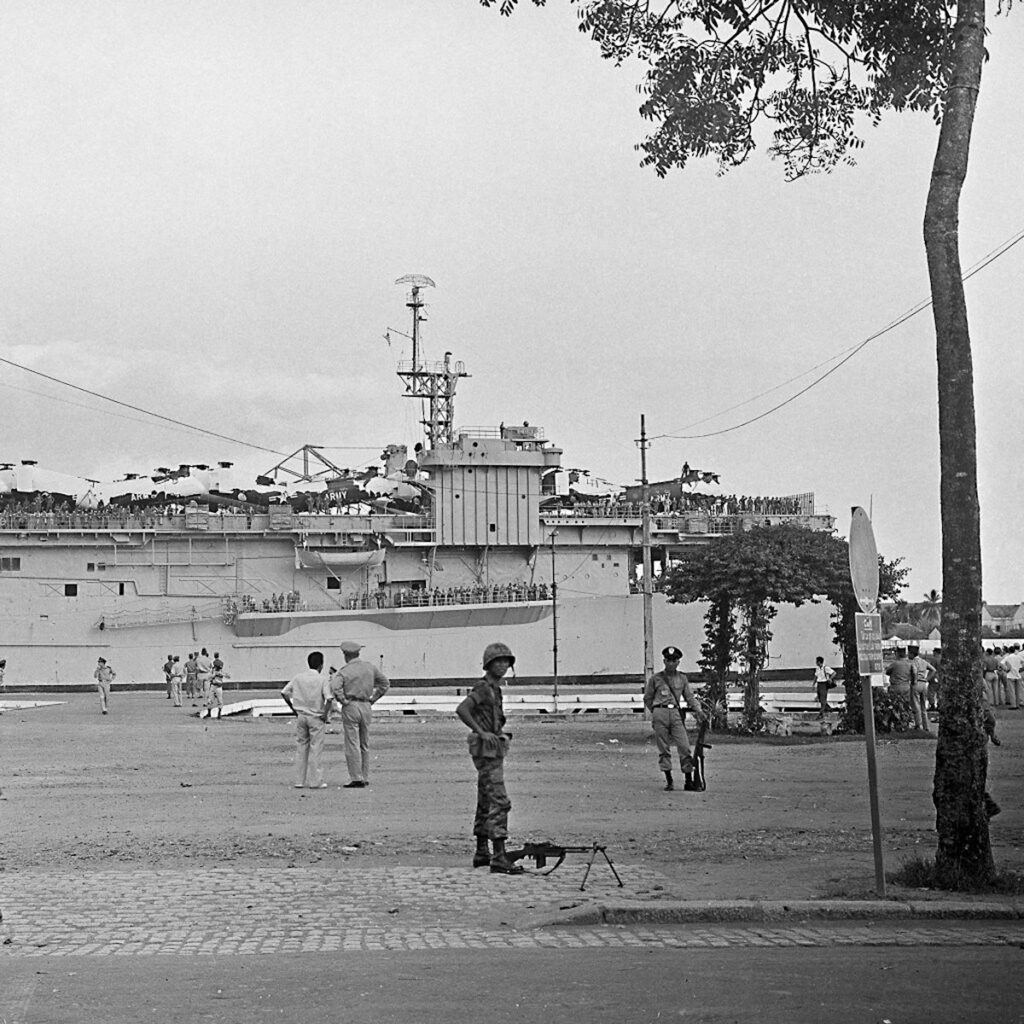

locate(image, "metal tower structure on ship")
[[394, 275, 469, 449]]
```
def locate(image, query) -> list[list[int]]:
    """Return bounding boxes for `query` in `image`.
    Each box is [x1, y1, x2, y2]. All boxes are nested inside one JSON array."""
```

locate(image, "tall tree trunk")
[[836, 597, 864, 733], [926, 0, 993, 884], [700, 595, 735, 727], [741, 600, 774, 730]]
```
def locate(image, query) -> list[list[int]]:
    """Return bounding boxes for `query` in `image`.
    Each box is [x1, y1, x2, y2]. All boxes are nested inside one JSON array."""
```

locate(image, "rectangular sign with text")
[[855, 612, 884, 675]]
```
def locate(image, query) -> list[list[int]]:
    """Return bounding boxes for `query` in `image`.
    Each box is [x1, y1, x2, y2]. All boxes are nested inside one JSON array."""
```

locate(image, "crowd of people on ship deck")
[[562, 492, 805, 518], [0, 499, 233, 529], [235, 592, 304, 614], [227, 582, 549, 617], [392, 582, 549, 607], [3, 491, 807, 526], [0, 497, 431, 529]]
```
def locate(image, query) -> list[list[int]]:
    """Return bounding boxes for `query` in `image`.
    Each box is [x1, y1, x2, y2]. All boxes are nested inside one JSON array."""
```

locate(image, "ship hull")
[[0, 585, 831, 686]]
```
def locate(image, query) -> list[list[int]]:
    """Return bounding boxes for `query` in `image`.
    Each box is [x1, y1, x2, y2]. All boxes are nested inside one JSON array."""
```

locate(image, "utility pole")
[[638, 415, 654, 689], [550, 529, 559, 709]]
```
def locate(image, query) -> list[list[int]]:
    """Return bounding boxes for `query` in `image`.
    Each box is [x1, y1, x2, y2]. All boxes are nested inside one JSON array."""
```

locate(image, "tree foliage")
[[663, 524, 906, 732], [481, 1, 962, 178]]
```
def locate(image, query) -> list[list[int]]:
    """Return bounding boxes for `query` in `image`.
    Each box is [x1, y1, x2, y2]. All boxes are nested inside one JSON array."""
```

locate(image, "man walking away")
[[457, 642, 523, 875], [329, 641, 390, 788], [94, 657, 115, 715], [644, 646, 706, 791], [281, 651, 333, 789]]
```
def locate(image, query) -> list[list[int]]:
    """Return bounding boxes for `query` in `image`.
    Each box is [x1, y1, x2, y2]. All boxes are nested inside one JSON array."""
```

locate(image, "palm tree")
[[921, 589, 942, 631]]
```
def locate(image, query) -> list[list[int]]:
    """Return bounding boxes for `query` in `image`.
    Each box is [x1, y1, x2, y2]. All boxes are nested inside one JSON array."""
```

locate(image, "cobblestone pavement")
[[2, 866, 1023, 956]]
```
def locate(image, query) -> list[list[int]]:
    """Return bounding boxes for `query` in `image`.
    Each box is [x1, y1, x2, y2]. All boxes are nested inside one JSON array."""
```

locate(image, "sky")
[[1, 2, 1022, 601]]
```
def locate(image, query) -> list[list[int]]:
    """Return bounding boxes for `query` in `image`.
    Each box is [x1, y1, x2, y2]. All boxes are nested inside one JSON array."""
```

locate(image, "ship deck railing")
[[234, 587, 550, 615], [541, 509, 831, 533], [0, 511, 436, 540]]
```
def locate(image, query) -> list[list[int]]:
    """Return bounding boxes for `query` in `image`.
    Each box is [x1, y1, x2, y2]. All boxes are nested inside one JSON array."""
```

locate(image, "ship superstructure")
[[0, 281, 835, 686]]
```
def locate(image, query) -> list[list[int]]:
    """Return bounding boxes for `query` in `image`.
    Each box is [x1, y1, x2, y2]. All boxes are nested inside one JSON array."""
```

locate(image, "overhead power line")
[[0, 355, 289, 456], [654, 226, 1024, 441], [0, 357, 382, 458]]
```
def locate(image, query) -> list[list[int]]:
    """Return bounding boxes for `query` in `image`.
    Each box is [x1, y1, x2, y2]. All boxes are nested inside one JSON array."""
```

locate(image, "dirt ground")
[[2, 692, 1022, 899]]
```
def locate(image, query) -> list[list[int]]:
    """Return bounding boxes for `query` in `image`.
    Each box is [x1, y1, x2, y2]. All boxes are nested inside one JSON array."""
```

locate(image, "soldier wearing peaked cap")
[[329, 641, 390, 788], [456, 642, 523, 874], [644, 646, 706, 791]]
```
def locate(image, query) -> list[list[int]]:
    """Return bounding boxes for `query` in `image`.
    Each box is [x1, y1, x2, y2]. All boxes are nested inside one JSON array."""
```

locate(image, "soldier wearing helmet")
[[456, 642, 523, 874]]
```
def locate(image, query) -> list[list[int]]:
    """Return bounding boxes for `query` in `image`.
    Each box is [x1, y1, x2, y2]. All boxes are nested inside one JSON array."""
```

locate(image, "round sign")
[[849, 506, 879, 614]]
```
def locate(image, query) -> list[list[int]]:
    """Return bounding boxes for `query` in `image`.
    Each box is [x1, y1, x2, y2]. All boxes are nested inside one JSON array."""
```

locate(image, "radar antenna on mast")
[[393, 275, 469, 450]]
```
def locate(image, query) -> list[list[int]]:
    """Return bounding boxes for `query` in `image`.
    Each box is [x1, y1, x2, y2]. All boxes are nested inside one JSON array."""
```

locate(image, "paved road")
[[3, 943, 1023, 1024], [2, 865, 1023, 956]]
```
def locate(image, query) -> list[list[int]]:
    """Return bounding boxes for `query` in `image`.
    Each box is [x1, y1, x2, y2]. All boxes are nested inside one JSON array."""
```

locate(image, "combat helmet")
[[482, 642, 515, 670]]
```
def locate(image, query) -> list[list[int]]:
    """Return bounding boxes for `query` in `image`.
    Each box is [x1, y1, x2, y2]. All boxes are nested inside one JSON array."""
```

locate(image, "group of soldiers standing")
[[161, 649, 226, 709]]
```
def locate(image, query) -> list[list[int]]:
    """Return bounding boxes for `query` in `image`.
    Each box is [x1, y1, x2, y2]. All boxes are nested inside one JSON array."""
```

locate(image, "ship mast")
[[394, 275, 469, 449]]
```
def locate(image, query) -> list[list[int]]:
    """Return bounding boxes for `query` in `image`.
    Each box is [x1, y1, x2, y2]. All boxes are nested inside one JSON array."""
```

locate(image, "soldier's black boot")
[[663, 770, 674, 791], [489, 838, 524, 875], [683, 772, 700, 791], [472, 836, 490, 868]]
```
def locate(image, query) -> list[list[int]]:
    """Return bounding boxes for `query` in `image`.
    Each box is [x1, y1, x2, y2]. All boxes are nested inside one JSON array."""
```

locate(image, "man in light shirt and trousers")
[[281, 650, 333, 789], [330, 641, 390, 789], [999, 644, 1022, 710], [908, 646, 934, 732]]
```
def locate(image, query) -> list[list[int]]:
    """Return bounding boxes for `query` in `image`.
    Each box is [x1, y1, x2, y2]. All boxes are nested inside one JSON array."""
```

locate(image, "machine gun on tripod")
[[505, 841, 624, 891]]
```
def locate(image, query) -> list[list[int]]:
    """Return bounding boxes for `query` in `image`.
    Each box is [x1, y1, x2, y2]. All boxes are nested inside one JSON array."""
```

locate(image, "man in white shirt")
[[195, 648, 213, 704], [813, 656, 837, 717], [281, 650, 333, 789], [1000, 644, 1022, 710]]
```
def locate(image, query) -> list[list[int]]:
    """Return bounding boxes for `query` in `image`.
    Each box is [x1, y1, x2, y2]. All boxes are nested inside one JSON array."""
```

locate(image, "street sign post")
[[849, 506, 886, 898]]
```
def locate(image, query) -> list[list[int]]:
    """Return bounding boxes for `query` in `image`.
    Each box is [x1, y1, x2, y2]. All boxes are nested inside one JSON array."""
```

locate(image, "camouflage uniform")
[[462, 678, 512, 840]]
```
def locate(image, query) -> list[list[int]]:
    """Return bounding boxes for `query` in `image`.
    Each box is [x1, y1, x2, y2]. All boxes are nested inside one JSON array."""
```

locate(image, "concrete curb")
[[530, 899, 1024, 928]]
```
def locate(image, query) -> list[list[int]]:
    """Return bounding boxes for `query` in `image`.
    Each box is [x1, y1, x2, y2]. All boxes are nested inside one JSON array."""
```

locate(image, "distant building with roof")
[[981, 603, 1024, 635]]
